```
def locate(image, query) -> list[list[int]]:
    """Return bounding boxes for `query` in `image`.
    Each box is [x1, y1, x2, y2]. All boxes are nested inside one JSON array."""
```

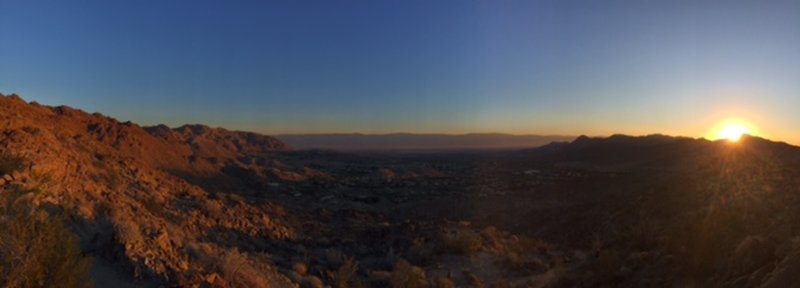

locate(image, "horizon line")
[[2, 92, 797, 146]]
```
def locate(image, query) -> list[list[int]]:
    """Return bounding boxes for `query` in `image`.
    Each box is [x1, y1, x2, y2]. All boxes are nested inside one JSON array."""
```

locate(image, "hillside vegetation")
[[0, 154, 91, 288]]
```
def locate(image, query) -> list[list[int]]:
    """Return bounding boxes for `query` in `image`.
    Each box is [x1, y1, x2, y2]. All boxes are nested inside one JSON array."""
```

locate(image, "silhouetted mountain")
[[521, 133, 800, 169]]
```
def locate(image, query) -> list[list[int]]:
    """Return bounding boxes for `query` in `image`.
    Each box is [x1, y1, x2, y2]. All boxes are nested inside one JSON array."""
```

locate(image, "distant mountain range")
[[275, 133, 576, 151]]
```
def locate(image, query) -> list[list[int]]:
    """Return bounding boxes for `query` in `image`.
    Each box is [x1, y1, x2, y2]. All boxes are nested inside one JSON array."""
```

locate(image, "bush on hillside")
[[440, 229, 483, 255], [389, 259, 427, 288], [326, 256, 362, 288], [0, 152, 25, 175], [0, 185, 93, 288]]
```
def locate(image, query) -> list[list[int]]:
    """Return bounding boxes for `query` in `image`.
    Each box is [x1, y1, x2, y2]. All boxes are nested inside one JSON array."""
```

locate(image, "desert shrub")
[[431, 275, 455, 288], [302, 275, 324, 288], [441, 229, 483, 255], [325, 248, 347, 268], [588, 249, 623, 285], [327, 256, 361, 288], [89, 171, 122, 189], [21, 126, 41, 136], [113, 215, 145, 247], [495, 235, 551, 274], [93, 200, 112, 219], [28, 170, 55, 191], [202, 199, 224, 219], [389, 259, 428, 288], [0, 185, 93, 288], [463, 271, 484, 288], [620, 219, 662, 251], [142, 196, 164, 216], [293, 261, 309, 275], [91, 159, 107, 170], [218, 248, 269, 288], [488, 279, 511, 288], [406, 238, 437, 265], [0, 152, 25, 175]]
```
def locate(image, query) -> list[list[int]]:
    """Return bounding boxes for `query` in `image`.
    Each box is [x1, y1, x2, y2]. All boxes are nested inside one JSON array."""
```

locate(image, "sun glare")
[[717, 123, 748, 142], [706, 118, 758, 142]]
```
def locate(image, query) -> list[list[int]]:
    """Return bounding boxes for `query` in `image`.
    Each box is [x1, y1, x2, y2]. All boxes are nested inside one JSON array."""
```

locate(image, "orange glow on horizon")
[[705, 118, 759, 142]]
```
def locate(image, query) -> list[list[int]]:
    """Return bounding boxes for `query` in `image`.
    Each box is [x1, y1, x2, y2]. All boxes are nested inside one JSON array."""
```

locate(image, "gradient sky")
[[1, 1, 799, 142]]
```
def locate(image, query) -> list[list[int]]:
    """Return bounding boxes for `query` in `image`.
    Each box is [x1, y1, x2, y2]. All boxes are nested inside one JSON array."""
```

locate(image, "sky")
[[1, 1, 799, 142]]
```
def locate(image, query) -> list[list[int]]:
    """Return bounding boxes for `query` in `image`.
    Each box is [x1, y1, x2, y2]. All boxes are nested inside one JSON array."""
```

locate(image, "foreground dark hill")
[[2, 92, 800, 287], [461, 134, 800, 287]]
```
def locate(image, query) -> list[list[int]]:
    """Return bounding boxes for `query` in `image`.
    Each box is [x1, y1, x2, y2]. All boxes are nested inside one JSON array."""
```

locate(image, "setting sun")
[[717, 123, 749, 142], [706, 118, 758, 142]]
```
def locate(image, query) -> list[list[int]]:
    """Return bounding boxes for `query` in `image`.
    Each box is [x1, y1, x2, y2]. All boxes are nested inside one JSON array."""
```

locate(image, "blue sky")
[[1, 1, 799, 141]]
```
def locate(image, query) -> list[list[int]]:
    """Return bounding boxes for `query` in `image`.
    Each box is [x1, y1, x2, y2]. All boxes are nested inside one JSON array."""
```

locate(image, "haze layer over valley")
[[275, 134, 575, 151]]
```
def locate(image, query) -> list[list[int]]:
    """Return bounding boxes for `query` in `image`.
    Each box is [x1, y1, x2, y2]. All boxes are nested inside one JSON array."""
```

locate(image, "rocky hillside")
[[0, 93, 300, 287], [145, 124, 289, 163]]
